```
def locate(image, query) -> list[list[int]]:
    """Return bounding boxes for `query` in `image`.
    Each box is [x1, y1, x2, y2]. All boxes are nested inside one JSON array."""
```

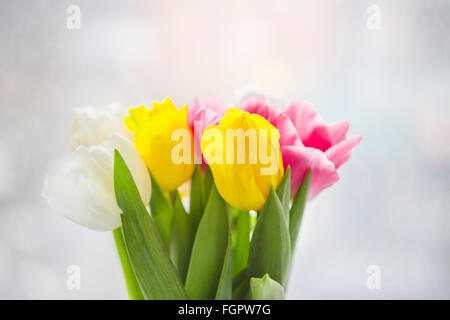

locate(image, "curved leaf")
[[215, 206, 233, 300], [114, 150, 186, 299], [289, 170, 310, 252], [185, 184, 229, 300], [276, 166, 291, 222], [169, 191, 195, 284], [112, 227, 144, 300], [247, 187, 291, 286], [149, 173, 173, 248]]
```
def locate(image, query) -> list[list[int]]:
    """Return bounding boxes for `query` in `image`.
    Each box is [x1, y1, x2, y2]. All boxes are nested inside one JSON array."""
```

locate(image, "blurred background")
[[0, 0, 449, 299]]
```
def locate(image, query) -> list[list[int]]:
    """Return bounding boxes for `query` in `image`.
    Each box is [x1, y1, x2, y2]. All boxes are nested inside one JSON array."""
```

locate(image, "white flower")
[[71, 104, 132, 150], [42, 133, 151, 231]]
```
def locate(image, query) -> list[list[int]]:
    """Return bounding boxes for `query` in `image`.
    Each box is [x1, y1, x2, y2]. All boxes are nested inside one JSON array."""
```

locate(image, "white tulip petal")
[[43, 131, 151, 231], [71, 105, 132, 149], [107, 133, 151, 206], [89, 145, 116, 200], [71, 146, 115, 202], [42, 173, 121, 231]]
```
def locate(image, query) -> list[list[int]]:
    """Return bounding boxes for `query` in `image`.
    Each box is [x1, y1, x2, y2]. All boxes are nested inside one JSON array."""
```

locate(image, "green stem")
[[233, 210, 250, 276], [113, 227, 145, 300]]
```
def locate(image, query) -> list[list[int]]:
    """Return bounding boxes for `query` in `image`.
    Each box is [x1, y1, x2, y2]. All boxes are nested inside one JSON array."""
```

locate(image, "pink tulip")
[[239, 97, 362, 200], [188, 97, 227, 164], [240, 97, 300, 147]]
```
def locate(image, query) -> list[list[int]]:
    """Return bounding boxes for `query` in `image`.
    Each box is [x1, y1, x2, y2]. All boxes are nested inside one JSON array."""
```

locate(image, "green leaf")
[[203, 166, 214, 203], [149, 173, 173, 248], [189, 165, 207, 228], [232, 267, 247, 289], [114, 150, 187, 300], [232, 277, 249, 300], [276, 166, 291, 223], [169, 191, 195, 284], [232, 209, 250, 276], [185, 184, 230, 300], [247, 187, 291, 286], [289, 170, 310, 252], [113, 227, 144, 300], [250, 274, 285, 300], [215, 206, 233, 300], [231, 267, 249, 299]]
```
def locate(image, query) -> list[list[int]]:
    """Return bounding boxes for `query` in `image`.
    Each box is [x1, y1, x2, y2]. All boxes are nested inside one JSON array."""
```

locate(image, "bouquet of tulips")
[[42, 95, 361, 300]]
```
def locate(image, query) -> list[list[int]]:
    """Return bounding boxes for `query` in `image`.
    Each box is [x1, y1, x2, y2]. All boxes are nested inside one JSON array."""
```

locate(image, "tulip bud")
[[201, 108, 284, 211], [71, 104, 132, 150], [125, 97, 194, 192], [42, 133, 151, 231]]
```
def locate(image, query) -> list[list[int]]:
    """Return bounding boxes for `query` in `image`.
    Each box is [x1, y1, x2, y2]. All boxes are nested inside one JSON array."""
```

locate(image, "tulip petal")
[[328, 121, 350, 144], [285, 101, 320, 142], [202, 110, 284, 211], [240, 96, 280, 125], [210, 162, 267, 211], [188, 97, 227, 162], [71, 104, 131, 150], [325, 135, 363, 169], [42, 133, 151, 232], [274, 113, 302, 147], [106, 133, 151, 205], [131, 99, 194, 192], [188, 97, 226, 126], [281, 145, 339, 200], [42, 173, 121, 231], [286, 102, 350, 152]]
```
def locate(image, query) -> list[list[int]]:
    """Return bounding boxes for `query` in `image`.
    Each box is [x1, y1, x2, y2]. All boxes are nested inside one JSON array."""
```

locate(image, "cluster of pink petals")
[[187, 97, 227, 163], [188, 96, 362, 200]]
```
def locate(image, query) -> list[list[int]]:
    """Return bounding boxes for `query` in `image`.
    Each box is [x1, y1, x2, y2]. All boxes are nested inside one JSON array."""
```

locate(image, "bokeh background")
[[0, 0, 449, 299]]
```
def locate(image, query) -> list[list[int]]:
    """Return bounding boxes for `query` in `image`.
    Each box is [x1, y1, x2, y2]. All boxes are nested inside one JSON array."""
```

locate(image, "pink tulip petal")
[[328, 121, 350, 144], [301, 125, 333, 152], [240, 97, 303, 148], [325, 135, 363, 169], [282, 145, 339, 200], [239, 96, 280, 125], [285, 101, 322, 142], [275, 113, 302, 147], [188, 97, 227, 162], [188, 97, 226, 128], [286, 102, 351, 152]]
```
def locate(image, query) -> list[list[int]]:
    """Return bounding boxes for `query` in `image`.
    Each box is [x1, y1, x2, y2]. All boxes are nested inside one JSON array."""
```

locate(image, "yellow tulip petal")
[[202, 108, 284, 211], [124, 105, 151, 133], [126, 98, 194, 192]]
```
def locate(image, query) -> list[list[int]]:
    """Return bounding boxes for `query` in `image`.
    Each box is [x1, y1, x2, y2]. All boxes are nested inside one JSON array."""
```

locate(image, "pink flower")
[[188, 97, 227, 164], [240, 97, 300, 147], [239, 97, 362, 200]]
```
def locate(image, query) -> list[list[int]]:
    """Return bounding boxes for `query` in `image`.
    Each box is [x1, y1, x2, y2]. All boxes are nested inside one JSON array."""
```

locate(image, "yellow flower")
[[125, 97, 194, 192], [201, 108, 284, 211]]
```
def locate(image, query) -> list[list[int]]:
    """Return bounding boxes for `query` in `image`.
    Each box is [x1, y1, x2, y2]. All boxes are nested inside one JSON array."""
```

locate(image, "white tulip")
[[71, 104, 132, 150], [42, 133, 151, 231]]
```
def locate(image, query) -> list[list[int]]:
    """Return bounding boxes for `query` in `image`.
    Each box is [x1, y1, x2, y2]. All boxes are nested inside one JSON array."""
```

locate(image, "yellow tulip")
[[125, 97, 194, 192], [201, 108, 284, 211]]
